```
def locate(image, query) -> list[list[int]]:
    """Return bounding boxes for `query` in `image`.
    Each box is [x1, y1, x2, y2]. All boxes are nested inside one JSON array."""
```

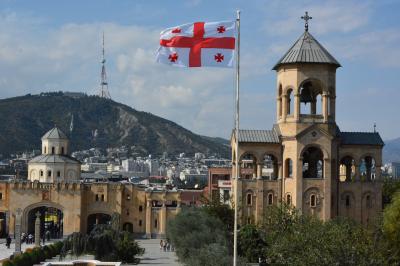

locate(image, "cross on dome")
[[301, 11, 312, 31]]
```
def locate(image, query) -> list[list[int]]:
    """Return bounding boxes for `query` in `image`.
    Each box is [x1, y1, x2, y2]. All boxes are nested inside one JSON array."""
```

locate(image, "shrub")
[[2, 259, 15, 266]]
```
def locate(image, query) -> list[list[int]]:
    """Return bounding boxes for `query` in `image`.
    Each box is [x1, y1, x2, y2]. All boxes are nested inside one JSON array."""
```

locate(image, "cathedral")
[[231, 20, 383, 225]]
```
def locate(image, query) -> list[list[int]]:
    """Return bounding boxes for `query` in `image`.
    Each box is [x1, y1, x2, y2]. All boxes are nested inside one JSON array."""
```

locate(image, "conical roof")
[[41, 127, 68, 140], [273, 31, 341, 70]]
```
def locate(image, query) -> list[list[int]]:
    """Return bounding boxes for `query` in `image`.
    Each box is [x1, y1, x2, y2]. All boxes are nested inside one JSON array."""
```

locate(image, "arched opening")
[[345, 195, 351, 207], [44, 146, 47, 154], [360, 156, 376, 181], [27, 206, 63, 239], [51, 147, 55, 154], [267, 193, 273, 205], [246, 193, 252, 206], [310, 194, 316, 207], [302, 147, 324, 179], [284, 158, 293, 178], [287, 88, 294, 115], [61, 147, 65, 155], [240, 153, 257, 179], [366, 195, 372, 208], [87, 213, 111, 233], [286, 194, 292, 205], [262, 154, 278, 180], [300, 80, 323, 116], [123, 222, 133, 233], [339, 156, 355, 182], [0, 212, 6, 238]]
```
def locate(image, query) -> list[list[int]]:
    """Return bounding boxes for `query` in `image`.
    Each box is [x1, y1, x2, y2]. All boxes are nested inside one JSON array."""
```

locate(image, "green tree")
[[238, 224, 265, 263], [383, 192, 400, 263]]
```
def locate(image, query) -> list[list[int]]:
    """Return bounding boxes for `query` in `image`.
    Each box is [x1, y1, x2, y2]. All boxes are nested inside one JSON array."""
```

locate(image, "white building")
[[28, 127, 81, 182]]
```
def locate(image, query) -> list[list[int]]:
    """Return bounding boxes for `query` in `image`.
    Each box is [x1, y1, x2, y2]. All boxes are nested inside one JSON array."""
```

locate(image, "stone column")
[[375, 165, 382, 181], [256, 163, 263, 179], [294, 93, 300, 121], [322, 93, 329, 122], [330, 96, 336, 121], [282, 95, 288, 122], [276, 96, 282, 121], [145, 200, 152, 239], [160, 201, 167, 238], [14, 208, 22, 255], [35, 211, 41, 247], [354, 163, 360, 181]]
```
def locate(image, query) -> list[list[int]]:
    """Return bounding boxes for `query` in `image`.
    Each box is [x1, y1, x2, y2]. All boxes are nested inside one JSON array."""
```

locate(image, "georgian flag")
[[156, 21, 236, 68]]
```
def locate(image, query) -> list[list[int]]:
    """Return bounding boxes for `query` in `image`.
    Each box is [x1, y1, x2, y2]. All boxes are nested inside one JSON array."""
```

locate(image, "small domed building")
[[28, 127, 81, 182]]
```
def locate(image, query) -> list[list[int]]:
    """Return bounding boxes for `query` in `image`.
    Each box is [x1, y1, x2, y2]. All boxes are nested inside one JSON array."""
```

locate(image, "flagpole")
[[233, 9, 240, 266]]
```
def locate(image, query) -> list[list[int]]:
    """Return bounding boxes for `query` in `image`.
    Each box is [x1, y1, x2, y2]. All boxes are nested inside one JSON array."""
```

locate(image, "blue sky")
[[0, 0, 399, 140]]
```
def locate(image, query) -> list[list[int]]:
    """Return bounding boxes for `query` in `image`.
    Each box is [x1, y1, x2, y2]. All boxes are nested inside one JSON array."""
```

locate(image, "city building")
[[391, 162, 400, 179], [0, 127, 182, 239], [231, 23, 384, 226]]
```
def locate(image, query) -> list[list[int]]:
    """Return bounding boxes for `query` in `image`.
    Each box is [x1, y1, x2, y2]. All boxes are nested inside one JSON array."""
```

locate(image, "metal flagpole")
[[233, 9, 240, 266]]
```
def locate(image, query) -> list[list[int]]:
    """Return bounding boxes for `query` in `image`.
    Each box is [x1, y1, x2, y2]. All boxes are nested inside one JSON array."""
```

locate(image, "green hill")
[[0, 92, 230, 157]]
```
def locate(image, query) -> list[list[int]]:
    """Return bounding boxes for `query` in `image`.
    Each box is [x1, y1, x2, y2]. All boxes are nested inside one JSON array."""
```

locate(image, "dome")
[[41, 127, 68, 140]]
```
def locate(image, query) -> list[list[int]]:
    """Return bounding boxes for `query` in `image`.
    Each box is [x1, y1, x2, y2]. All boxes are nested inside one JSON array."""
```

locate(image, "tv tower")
[[98, 32, 111, 99]]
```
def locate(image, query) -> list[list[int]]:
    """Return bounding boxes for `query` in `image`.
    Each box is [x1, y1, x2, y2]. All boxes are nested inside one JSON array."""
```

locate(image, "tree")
[[238, 224, 265, 262], [383, 192, 400, 263]]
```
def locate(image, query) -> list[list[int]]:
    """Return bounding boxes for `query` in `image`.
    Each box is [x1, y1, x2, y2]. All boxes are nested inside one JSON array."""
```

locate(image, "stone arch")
[[278, 84, 283, 117], [123, 222, 133, 233], [300, 144, 329, 160], [341, 191, 355, 208], [303, 187, 322, 209], [362, 191, 375, 209], [22, 202, 65, 237], [264, 189, 276, 206], [260, 153, 279, 180], [299, 78, 326, 115], [301, 146, 326, 179], [359, 155, 376, 181], [240, 152, 258, 179], [339, 155, 356, 182]]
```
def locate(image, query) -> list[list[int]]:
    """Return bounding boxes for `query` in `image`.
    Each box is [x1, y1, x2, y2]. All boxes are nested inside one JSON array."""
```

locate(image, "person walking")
[[6, 235, 11, 249], [159, 239, 163, 251]]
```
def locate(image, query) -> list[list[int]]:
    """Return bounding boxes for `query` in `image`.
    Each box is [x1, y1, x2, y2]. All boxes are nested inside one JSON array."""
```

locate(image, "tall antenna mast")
[[98, 31, 111, 99]]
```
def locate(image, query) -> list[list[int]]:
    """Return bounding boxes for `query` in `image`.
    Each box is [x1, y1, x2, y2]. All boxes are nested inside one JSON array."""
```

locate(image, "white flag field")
[[156, 21, 236, 68]]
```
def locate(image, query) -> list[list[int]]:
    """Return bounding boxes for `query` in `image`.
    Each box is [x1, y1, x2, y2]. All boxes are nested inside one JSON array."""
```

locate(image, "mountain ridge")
[[0, 92, 230, 158]]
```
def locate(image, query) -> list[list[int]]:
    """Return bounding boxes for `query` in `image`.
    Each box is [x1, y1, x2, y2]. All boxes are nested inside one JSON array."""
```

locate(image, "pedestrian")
[[6, 235, 11, 249], [46, 230, 51, 241], [166, 241, 170, 252], [163, 240, 167, 252], [159, 239, 163, 251], [28, 234, 33, 244]]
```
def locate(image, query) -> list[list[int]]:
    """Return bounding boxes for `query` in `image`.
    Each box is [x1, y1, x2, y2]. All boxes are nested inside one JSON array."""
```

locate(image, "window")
[[40, 170, 43, 177], [139, 206, 143, 212], [61, 147, 65, 154], [57, 171, 61, 177], [247, 217, 251, 224], [286, 194, 292, 205], [310, 194, 316, 207], [44, 146, 47, 154], [366, 195, 372, 208], [154, 219, 158, 228], [139, 220, 142, 226], [101, 194, 105, 201], [267, 193, 273, 205], [285, 159, 293, 178], [95, 194, 99, 201], [246, 193, 252, 206], [0, 193, 3, 200], [48, 170, 52, 177], [126, 195, 131, 200], [126, 209, 130, 216], [345, 195, 350, 207], [51, 147, 55, 154], [223, 190, 230, 202]]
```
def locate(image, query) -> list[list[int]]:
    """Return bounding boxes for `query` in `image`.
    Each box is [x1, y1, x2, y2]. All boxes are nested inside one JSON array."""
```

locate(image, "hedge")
[[3, 241, 64, 266]]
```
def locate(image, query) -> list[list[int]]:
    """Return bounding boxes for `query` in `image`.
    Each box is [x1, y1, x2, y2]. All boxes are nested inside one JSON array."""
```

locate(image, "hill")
[[384, 137, 400, 163], [0, 92, 230, 157]]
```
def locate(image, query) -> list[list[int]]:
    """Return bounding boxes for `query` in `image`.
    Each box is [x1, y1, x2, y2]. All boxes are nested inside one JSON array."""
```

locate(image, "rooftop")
[[237, 129, 280, 143], [339, 132, 384, 146], [42, 127, 68, 140]]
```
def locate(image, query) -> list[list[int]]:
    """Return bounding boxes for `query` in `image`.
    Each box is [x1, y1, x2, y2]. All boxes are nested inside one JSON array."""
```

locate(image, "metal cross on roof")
[[301, 11, 312, 31]]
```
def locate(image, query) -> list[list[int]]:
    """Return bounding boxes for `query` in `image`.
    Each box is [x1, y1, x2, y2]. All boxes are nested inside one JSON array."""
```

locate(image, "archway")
[[339, 156, 355, 182], [0, 212, 6, 238], [261, 154, 278, 180], [299, 80, 324, 116], [27, 207, 63, 239], [302, 147, 324, 179], [360, 156, 376, 181], [123, 222, 133, 233], [240, 153, 257, 179], [87, 213, 111, 233]]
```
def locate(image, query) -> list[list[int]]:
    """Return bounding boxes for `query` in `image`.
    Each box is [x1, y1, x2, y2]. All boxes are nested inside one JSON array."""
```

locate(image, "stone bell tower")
[[273, 12, 341, 220]]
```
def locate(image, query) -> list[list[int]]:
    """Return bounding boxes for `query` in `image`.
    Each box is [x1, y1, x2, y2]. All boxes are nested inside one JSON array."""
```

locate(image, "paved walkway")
[[135, 239, 181, 266]]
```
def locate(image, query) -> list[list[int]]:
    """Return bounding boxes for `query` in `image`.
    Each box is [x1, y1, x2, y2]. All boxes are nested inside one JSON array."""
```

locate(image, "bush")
[[2, 259, 15, 266]]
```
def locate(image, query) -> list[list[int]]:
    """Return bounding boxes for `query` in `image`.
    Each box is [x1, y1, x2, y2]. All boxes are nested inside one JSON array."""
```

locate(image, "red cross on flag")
[[156, 21, 236, 68]]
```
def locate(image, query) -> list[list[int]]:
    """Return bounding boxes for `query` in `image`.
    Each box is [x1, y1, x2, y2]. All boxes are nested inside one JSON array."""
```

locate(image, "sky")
[[0, 0, 399, 141]]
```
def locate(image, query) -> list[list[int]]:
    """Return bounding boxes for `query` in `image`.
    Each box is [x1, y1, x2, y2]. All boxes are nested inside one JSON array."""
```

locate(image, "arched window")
[[247, 193, 252, 206], [101, 194, 105, 201], [267, 193, 273, 205], [302, 147, 324, 179], [285, 158, 293, 178], [57, 171, 61, 177], [345, 195, 351, 207], [286, 194, 292, 205], [95, 194, 99, 201], [44, 146, 47, 154], [40, 170, 43, 177], [139, 206, 143, 212], [154, 219, 158, 228], [61, 147, 65, 155], [247, 217, 251, 224], [51, 147, 55, 154], [262, 154, 278, 180], [47, 170, 52, 177], [366, 195, 372, 208], [139, 220, 142, 226], [310, 194, 316, 207], [287, 88, 294, 115], [339, 156, 355, 182], [300, 80, 323, 115], [240, 154, 257, 179], [360, 156, 376, 181]]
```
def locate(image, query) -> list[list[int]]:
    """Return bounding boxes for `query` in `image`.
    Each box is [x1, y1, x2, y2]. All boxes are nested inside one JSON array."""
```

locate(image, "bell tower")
[[273, 12, 341, 219]]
